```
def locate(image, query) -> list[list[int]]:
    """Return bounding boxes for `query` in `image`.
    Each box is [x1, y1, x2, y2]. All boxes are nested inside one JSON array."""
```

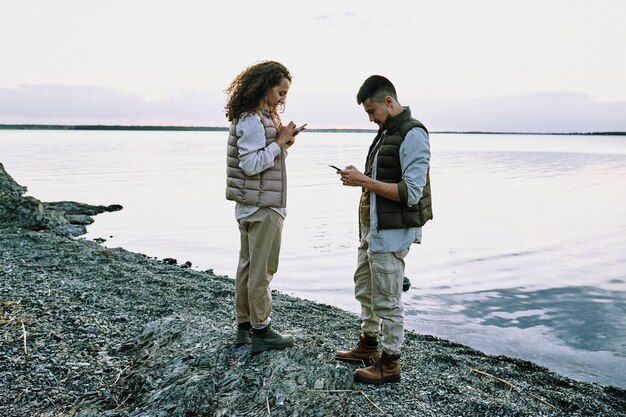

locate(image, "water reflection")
[[463, 286, 624, 353], [405, 285, 626, 386]]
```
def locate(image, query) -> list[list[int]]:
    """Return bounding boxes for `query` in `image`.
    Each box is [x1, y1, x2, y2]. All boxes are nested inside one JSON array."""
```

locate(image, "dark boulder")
[[0, 163, 122, 236]]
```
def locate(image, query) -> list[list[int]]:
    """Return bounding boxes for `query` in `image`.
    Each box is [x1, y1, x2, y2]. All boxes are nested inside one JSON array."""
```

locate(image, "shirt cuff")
[[397, 181, 409, 205], [267, 141, 281, 157]]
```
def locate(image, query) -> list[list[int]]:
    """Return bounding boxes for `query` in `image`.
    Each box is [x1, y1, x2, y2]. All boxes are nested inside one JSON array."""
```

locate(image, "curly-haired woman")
[[225, 61, 304, 353]]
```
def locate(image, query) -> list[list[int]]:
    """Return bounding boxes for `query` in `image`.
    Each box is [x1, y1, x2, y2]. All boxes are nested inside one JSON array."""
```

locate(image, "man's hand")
[[339, 165, 368, 187], [339, 165, 401, 202]]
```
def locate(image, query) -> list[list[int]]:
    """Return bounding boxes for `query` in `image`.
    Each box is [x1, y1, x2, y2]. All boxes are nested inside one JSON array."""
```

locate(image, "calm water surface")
[[1, 129, 625, 388]]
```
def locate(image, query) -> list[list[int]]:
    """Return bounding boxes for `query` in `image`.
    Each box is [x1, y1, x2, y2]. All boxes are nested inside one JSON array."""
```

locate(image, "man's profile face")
[[362, 97, 392, 128]]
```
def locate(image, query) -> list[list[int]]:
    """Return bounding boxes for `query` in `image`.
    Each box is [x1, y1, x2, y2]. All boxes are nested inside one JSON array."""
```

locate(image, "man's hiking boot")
[[354, 351, 401, 384], [335, 333, 380, 365], [235, 328, 252, 347], [251, 325, 295, 353]]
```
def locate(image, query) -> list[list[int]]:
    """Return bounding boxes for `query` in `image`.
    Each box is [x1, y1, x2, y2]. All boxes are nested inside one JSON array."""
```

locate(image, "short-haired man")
[[334, 75, 432, 384]]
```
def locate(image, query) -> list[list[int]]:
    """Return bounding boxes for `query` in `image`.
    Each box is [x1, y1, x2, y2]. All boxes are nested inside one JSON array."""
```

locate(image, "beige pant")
[[354, 225, 409, 355], [235, 208, 283, 327]]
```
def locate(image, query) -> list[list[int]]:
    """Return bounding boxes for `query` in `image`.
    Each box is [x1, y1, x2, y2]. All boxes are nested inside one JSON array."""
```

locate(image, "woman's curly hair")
[[225, 61, 292, 126]]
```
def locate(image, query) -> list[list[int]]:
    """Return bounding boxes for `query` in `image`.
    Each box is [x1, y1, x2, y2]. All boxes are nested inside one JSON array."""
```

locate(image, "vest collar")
[[383, 106, 412, 134]]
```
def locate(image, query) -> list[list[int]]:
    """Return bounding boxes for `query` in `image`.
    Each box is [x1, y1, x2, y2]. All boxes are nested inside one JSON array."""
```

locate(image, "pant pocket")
[[370, 252, 404, 299]]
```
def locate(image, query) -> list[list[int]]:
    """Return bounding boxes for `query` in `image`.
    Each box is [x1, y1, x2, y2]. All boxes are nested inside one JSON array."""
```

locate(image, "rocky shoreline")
[[1, 164, 625, 416]]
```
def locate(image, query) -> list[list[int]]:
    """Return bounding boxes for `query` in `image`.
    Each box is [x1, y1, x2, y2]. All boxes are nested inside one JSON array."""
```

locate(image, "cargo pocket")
[[370, 249, 408, 299]]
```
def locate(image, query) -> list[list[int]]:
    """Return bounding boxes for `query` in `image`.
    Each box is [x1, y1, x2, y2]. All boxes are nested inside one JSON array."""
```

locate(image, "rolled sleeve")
[[236, 114, 281, 176], [397, 181, 409, 205], [399, 127, 430, 207]]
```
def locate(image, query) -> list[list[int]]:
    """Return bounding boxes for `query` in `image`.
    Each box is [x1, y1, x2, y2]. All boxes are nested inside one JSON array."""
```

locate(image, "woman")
[[225, 61, 303, 353]]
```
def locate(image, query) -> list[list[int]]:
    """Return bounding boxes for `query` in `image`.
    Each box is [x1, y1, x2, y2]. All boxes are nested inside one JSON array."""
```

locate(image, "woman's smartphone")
[[296, 123, 307, 132], [329, 164, 341, 171]]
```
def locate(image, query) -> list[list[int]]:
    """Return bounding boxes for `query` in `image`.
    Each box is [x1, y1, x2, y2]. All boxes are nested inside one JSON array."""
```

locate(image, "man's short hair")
[[357, 75, 397, 104]]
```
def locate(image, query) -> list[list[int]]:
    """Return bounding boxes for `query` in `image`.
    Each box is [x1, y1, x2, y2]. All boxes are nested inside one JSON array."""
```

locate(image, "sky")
[[1, 0, 625, 132]]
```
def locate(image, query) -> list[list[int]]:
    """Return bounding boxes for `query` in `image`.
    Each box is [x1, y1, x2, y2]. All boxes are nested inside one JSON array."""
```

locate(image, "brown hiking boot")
[[335, 333, 380, 365], [354, 351, 401, 384]]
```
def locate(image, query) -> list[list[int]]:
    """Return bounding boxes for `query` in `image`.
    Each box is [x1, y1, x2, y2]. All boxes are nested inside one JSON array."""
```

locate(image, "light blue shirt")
[[369, 127, 431, 252], [233, 113, 287, 220]]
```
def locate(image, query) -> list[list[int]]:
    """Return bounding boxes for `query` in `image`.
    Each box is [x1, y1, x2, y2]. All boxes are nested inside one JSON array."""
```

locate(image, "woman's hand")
[[276, 122, 297, 148]]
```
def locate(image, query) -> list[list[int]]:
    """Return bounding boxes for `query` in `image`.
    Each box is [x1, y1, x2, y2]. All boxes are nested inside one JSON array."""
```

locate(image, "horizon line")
[[1, 124, 625, 136]]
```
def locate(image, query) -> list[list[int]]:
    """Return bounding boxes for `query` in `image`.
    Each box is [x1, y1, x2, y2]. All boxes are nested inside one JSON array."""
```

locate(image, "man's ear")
[[384, 95, 394, 107]]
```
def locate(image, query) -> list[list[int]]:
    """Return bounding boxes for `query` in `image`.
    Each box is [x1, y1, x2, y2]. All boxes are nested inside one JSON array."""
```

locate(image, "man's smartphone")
[[329, 164, 341, 171]]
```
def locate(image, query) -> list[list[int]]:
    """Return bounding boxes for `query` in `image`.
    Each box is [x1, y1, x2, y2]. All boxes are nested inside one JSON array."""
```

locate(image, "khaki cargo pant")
[[235, 208, 283, 328], [354, 225, 409, 356]]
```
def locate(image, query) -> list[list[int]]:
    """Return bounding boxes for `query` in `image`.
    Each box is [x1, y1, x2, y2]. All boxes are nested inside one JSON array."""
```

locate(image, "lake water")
[[1, 129, 625, 388]]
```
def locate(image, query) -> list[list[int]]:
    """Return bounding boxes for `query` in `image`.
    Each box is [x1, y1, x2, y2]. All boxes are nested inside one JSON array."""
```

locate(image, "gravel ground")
[[1, 225, 624, 417]]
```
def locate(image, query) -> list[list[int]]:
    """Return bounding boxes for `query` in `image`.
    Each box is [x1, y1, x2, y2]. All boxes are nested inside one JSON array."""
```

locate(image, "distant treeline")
[[0, 124, 226, 132], [0, 124, 377, 133], [0, 124, 624, 135], [438, 131, 626, 136]]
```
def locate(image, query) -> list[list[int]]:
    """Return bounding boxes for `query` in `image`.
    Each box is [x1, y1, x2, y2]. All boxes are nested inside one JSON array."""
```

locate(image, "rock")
[[0, 163, 122, 236], [64, 215, 94, 226], [44, 201, 123, 216], [0, 163, 27, 221]]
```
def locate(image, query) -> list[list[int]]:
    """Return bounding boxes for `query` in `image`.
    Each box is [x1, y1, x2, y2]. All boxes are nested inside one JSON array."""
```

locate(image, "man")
[[334, 75, 432, 384]]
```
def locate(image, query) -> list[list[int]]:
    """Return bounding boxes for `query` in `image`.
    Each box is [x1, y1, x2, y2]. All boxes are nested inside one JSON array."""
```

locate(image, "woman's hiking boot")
[[353, 351, 401, 384], [235, 322, 252, 347], [335, 333, 380, 365], [251, 325, 295, 353]]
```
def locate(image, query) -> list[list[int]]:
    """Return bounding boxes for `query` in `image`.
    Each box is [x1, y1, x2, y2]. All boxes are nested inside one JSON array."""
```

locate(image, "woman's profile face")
[[265, 77, 291, 108]]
